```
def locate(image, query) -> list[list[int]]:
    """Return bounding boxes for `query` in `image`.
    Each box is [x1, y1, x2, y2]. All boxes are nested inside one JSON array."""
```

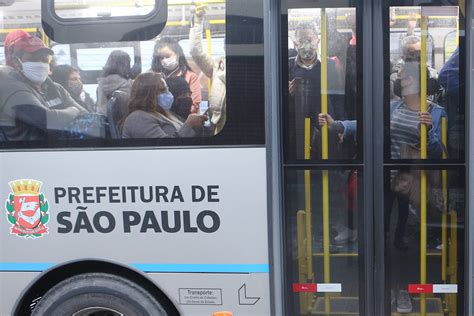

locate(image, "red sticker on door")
[[292, 283, 317, 293], [408, 284, 433, 294]]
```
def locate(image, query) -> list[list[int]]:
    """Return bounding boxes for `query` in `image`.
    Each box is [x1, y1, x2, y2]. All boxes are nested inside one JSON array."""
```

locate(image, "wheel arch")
[[13, 259, 180, 316]]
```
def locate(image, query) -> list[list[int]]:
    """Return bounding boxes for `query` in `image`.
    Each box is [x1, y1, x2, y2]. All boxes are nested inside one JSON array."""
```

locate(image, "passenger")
[[190, 5, 226, 134], [0, 35, 88, 141], [51, 65, 95, 112], [166, 76, 193, 122], [97, 50, 133, 115], [3, 29, 30, 67], [121, 72, 206, 139], [319, 63, 446, 157], [288, 22, 337, 115], [151, 37, 202, 114], [390, 35, 440, 101]]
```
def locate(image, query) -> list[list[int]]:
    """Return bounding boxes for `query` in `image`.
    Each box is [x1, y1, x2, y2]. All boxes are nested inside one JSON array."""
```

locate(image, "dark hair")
[[294, 22, 319, 41], [151, 37, 193, 75], [51, 64, 79, 87], [166, 76, 191, 98], [102, 50, 131, 79], [127, 72, 167, 116]]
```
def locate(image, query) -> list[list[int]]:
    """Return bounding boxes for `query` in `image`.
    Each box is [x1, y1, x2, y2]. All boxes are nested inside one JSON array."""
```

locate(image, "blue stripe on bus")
[[0, 263, 269, 273], [132, 264, 269, 273]]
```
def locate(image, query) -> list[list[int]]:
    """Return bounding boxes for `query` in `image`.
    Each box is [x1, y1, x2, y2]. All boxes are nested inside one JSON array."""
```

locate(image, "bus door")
[[277, 0, 468, 315]]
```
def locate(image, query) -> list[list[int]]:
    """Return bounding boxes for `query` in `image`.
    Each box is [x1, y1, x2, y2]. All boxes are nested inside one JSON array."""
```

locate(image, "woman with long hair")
[[121, 72, 206, 139], [151, 37, 202, 113], [97, 50, 133, 115], [51, 64, 96, 112]]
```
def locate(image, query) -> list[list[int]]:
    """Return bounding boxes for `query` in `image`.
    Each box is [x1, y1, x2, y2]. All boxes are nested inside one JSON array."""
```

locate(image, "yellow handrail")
[[448, 211, 457, 316], [320, 8, 331, 316], [441, 117, 448, 283], [297, 210, 308, 314], [419, 14, 428, 316], [304, 118, 313, 285], [205, 28, 213, 99]]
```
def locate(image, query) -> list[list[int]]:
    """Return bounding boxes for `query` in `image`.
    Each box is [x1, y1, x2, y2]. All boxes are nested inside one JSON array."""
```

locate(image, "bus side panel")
[[0, 272, 39, 315], [0, 147, 269, 314], [148, 272, 270, 315]]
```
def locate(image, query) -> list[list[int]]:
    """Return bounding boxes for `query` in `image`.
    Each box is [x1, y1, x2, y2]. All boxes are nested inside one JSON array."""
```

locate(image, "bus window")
[[54, 0, 156, 19], [0, 0, 256, 147], [443, 30, 457, 63], [384, 3, 465, 315], [76, 47, 135, 71], [283, 4, 363, 315], [42, 0, 167, 43], [285, 7, 361, 162]]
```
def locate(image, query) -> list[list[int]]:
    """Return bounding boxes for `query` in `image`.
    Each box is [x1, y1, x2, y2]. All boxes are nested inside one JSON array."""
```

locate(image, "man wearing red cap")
[[0, 34, 88, 141], [3, 29, 30, 67]]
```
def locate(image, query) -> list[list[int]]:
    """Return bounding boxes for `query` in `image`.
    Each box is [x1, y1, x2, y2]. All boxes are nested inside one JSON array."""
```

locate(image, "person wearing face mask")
[[0, 35, 88, 141], [166, 76, 193, 122], [390, 35, 440, 101], [189, 5, 226, 134], [97, 50, 133, 115], [151, 37, 201, 114], [51, 65, 95, 112], [288, 22, 338, 159], [121, 72, 206, 139]]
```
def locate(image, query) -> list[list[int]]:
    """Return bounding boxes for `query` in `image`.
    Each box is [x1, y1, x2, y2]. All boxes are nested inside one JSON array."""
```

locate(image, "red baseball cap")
[[12, 36, 54, 55], [4, 30, 31, 57]]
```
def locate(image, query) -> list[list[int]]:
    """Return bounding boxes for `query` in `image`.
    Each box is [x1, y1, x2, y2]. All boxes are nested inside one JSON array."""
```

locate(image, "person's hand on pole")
[[289, 79, 295, 96], [419, 111, 433, 130], [318, 113, 334, 127]]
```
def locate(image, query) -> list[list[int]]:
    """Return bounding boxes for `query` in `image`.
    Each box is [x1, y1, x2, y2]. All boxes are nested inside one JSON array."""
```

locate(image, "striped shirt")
[[390, 102, 433, 159]]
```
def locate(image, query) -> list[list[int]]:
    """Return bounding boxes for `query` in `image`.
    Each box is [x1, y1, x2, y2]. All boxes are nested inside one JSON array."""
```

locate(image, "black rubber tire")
[[31, 273, 169, 316]]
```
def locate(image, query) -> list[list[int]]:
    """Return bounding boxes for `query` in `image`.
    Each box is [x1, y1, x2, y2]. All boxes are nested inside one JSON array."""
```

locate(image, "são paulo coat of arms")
[[5, 179, 49, 238]]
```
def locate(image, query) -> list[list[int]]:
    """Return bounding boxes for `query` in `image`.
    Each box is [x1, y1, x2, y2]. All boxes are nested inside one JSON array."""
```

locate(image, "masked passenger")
[[121, 72, 206, 139], [166, 76, 193, 122], [97, 50, 133, 115], [151, 37, 201, 114], [51, 65, 95, 112], [0, 35, 88, 141], [288, 22, 337, 159], [3, 29, 31, 67], [190, 5, 226, 134], [390, 35, 440, 101]]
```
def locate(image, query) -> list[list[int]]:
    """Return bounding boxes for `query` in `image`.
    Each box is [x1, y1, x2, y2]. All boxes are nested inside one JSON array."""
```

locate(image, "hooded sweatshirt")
[[96, 74, 132, 115]]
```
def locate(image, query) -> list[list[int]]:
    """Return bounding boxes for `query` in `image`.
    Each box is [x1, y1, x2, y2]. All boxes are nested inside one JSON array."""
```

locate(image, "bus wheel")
[[31, 272, 170, 316]]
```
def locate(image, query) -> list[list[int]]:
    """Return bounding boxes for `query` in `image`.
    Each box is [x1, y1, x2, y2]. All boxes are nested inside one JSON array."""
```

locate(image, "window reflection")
[[286, 8, 359, 161], [388, 6, 463, 160]]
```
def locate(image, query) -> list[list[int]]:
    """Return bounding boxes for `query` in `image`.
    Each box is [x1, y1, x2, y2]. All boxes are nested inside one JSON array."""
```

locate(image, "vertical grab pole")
[[205, 28, 213, 97], [441, 117, 448, 309], [304, 118, 314, 285], [448, 211, 457, 316], [297, 210, 308, 314], [320, 8, 331, 315], [419, 13, 428, 316]]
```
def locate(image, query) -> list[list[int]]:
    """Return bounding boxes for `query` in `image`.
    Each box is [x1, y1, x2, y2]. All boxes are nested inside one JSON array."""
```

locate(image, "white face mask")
[[161, 56, 179, 72], [22, 62, 50, 84]]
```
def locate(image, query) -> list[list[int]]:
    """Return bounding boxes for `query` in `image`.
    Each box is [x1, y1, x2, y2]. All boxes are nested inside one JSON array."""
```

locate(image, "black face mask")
[[393, 78, 402, 98], [403, 51, 421, 63], [393, 68, 440, 98], [171, 97, 193, 119]]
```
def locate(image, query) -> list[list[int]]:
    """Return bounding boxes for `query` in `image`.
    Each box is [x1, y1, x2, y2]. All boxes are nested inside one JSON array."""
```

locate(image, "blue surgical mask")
[[158, 91, 175, 111]]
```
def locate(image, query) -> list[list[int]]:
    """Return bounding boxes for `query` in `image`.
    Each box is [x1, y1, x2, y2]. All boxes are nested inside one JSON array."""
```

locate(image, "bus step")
[[312, 296, 359, 315], [391, 297, 444, 316]]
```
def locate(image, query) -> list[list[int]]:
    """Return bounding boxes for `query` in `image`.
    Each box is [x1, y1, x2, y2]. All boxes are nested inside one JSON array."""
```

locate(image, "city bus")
[[0, 0, 472, 315]]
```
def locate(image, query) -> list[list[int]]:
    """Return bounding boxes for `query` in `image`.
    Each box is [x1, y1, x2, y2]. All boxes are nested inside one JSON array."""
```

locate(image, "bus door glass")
[[282, 1, 363, 314], [384, 2, 465, 315]]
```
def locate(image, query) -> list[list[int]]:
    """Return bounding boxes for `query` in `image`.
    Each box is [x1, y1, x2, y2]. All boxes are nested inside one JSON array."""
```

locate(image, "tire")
[[31, 273, 169, 316]]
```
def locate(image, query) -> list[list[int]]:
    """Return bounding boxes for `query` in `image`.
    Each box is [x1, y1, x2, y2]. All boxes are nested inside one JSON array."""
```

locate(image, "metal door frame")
[[265, 0, 471, 315]]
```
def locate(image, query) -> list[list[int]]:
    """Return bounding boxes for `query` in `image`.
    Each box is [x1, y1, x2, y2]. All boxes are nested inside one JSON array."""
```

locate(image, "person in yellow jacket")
[[189, 4, 226, 134]]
